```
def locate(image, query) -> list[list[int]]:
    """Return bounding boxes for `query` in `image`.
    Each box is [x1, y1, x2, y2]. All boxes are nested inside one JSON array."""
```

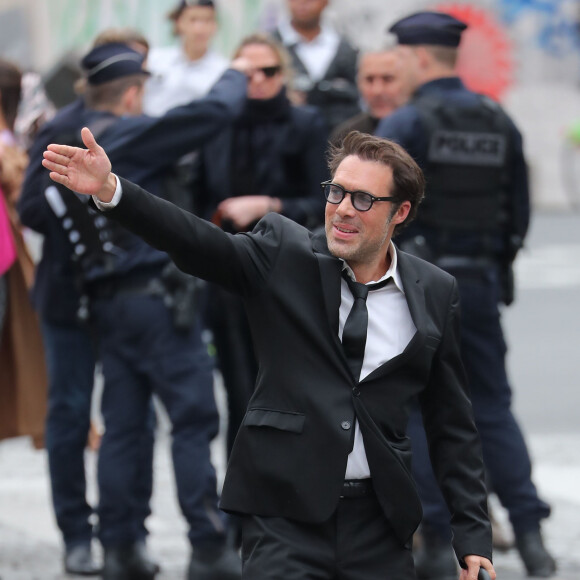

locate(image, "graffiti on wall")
[[436, 3, 514, 102], [499, 0, 580, 56]]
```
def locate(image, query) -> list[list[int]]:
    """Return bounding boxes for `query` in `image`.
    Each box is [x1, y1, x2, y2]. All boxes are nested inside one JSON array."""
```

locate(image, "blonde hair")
[[233, 33, 293, 82]]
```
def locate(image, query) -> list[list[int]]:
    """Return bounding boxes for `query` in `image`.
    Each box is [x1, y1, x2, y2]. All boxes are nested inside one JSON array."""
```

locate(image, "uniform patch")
[[428, 130, 506, 166]]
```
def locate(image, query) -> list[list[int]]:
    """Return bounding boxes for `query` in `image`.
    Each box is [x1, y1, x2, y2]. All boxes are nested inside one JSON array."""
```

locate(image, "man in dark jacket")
[[330, 47, 412, 145], [19, 71, 155, 580]]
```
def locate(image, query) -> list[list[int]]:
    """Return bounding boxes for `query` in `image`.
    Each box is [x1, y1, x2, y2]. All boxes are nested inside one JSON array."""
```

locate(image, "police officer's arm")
[[507, 120, 530, 246], [19, 100, 86, 233], [374, 105, 426, 162], [17, 124, 54, 233], [102, 61, 250, 170]]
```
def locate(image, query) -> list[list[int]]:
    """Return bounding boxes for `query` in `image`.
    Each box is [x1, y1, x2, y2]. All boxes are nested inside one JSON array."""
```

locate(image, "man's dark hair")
[[84, 74, 146, 110], [0, 59, 22, 132], [168, 0, 216, 36], [327, 131, 424, 234]]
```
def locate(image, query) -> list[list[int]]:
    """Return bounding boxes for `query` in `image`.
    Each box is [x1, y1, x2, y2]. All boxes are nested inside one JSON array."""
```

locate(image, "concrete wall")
[[1, 0, 580, 208]]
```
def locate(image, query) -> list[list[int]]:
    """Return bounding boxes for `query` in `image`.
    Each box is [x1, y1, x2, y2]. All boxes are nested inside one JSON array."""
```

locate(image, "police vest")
[[413, 94, 512, 233], [43, 118, 133, 281]]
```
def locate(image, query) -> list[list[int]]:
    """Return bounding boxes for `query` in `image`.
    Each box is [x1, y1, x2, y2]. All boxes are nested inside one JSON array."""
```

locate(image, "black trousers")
[[241, 493, 416, 580]]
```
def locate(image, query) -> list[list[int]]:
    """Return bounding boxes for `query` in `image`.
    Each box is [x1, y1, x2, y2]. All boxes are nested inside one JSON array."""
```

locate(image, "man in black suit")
[[43, 129, 495, 580]]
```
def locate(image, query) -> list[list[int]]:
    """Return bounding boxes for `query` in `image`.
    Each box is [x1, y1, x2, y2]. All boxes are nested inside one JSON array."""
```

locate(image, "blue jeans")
[[42, 320, 154, 548]]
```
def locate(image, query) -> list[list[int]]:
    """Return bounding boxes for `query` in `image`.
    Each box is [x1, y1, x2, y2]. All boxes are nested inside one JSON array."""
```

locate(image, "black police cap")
[[81, 42, 150, 85], [389, 11, 468, 48]]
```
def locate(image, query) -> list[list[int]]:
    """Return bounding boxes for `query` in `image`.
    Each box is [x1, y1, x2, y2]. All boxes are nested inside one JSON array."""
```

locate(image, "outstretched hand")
[[42, 127, 117, 202]]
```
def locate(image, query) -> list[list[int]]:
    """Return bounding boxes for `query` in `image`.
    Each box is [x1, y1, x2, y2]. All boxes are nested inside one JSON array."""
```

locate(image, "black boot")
[[414, 532, 457, 580], [102, 542, 159, 580], [64, 543, 101, 576], [187, 544, 241, 580], [515, 529, 557, 577]]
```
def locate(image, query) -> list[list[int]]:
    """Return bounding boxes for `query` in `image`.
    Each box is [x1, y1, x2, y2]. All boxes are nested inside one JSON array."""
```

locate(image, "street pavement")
[[1, 211, 580, 579]]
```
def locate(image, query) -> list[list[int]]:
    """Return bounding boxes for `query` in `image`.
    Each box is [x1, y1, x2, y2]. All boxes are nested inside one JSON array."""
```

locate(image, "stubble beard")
[[326, 214, 392, 268]]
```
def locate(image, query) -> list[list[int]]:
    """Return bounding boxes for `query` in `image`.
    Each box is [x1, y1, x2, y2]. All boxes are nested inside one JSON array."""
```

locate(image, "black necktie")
[[341, 273, 391, 381]]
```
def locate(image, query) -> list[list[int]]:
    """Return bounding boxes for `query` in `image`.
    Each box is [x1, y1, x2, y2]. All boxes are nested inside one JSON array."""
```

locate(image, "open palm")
[[42, 127, 113, 197]]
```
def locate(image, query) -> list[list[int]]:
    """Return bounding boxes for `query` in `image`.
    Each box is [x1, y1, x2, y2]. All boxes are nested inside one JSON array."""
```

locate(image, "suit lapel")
[[312, 232, 342, 337], [311, 239, 429, 381], [361, 249, 428, 382]]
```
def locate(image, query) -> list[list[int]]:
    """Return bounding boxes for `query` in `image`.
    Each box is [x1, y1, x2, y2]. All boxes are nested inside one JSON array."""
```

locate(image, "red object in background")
[[434, 3, 514, 102]]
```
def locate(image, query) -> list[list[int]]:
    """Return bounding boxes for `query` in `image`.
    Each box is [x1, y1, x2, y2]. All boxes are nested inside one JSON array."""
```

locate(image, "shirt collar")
[[414, 76, 465, 98], [341, 242, 405, 294], [277, 18, 338, 47]]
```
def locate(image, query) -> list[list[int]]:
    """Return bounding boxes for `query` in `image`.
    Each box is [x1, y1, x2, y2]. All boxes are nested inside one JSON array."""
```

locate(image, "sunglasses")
[[249, 65, 282, 78]]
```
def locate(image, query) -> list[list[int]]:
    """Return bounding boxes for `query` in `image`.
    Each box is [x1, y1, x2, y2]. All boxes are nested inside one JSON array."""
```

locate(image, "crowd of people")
[[0, 1, 557, 579]]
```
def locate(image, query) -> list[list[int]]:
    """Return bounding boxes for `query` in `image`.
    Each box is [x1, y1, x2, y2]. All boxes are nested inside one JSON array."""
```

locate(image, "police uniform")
[[41, 43, 247, 579], [375, 12, 555, 579], [18, 97, 155, 575]]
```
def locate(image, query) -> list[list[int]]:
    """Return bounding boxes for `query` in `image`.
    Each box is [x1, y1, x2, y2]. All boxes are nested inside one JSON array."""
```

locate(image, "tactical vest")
[[413, 94, 512, 234], [43, 118, 132, 281]]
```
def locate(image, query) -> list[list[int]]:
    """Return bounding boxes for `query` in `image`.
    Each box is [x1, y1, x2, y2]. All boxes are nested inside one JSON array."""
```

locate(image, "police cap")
[[81, 42, 150, 85], [388, 11, 467, 48]]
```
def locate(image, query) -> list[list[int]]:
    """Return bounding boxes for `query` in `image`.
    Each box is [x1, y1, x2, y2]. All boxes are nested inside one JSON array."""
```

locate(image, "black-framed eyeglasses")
[[249, 65, 282, 78], [321, 181, 396, 212]]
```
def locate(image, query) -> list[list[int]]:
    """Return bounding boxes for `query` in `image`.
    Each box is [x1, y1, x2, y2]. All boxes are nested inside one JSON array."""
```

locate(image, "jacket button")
[[341, 421, 351, 430], [352, 387, 360, 397]]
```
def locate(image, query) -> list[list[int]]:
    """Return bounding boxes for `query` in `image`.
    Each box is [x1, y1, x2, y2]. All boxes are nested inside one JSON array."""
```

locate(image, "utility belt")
[[435, 255, 497, 272], [401, 234, 515, 305], [82, 264, 202, 331], [84, 270, 165, 301]]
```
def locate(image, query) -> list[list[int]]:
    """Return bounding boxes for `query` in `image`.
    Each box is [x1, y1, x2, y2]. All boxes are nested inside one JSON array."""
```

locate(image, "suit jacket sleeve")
[[419, 277, 492, 565], [105, 177, 281, 294]]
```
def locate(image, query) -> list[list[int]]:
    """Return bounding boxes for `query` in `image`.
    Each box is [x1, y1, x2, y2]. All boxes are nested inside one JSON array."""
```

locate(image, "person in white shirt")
[[273, 0, 360, 131], [144, 0, 228, 116]]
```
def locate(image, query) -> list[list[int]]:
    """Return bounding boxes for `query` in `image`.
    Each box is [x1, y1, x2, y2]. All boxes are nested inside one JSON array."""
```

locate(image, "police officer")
[[375, 12, 556, 579], [36, 42, 250, 580], [19, 68, 155, 578]]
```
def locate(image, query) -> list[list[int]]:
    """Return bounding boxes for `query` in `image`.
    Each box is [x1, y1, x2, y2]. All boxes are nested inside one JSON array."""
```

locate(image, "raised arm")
[[42, 127, 282, 293], [42, 127, 116, 202]]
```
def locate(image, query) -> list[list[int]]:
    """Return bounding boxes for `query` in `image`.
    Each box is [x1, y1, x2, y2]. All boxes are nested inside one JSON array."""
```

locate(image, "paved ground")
[[1, 430, 578, 579], [1, 211, 579, 579]]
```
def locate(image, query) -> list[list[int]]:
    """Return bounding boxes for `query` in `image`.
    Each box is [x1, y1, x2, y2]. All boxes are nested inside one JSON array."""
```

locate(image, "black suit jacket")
[[106, 178, 492, 562]]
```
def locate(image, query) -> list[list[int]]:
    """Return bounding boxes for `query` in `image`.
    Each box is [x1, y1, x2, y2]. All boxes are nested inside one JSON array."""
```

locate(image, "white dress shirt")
[[143, 46, 228, 116], [340, 246, 416, 479], [277, 19, 340, 82]]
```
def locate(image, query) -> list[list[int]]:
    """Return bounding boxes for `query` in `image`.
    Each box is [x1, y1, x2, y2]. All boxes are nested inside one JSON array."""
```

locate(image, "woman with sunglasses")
[[194, 33, 328, 490]]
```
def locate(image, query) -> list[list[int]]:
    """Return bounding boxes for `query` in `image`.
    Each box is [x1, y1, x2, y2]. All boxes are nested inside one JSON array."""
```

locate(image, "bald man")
[[330, 48, 412, 145]]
